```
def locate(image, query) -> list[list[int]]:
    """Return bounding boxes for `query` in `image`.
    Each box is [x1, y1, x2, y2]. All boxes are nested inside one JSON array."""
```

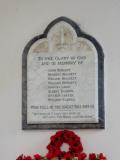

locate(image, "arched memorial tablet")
[[22, 17, 104, 129]]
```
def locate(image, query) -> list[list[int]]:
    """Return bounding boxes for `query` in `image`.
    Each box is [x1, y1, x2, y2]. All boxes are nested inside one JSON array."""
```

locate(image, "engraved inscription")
[[27, 22, 98, 124]]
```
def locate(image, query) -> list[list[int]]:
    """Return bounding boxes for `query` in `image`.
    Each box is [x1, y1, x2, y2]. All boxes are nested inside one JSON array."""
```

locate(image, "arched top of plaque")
[[23, 17, 104, 57], [22, 17, 104, 130]]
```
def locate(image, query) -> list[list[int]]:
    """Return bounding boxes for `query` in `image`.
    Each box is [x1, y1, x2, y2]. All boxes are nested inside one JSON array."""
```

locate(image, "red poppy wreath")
[[16, 130, 107, 160]]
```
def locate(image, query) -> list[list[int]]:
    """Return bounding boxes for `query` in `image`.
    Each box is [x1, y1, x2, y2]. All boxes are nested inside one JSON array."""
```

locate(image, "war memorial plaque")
[[22, 17, 104, 129]]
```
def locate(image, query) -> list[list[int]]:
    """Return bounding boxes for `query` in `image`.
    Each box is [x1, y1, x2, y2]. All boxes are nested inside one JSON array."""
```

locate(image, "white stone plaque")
[[22, 17, 104, 129]]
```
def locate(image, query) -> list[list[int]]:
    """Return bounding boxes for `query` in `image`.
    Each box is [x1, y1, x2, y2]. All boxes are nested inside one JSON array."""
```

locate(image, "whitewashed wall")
[[0, 0, 120, 159]]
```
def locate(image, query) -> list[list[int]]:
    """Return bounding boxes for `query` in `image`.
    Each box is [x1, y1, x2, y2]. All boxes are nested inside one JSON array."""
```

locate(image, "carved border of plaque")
[[22, 17, 104, 129]]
